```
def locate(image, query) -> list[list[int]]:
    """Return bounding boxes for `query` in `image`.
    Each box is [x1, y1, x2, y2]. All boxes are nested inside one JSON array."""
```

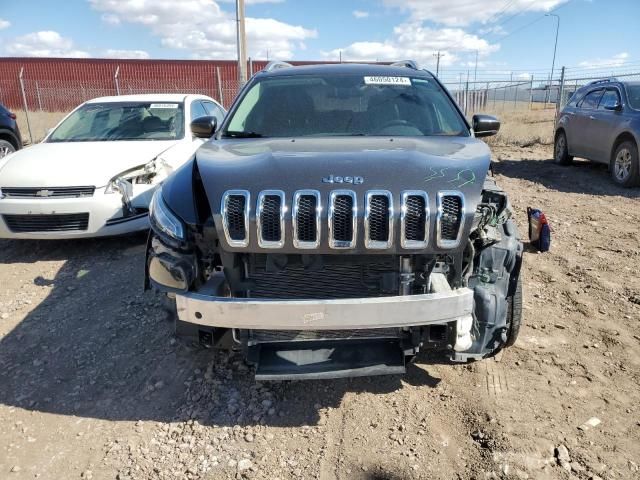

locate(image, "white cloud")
[[0, 18, 10, 30], [5, 31, 90, 58], [353, 10, 369, 19], [101, 13, 121, 25], [102, 49, 150, 59], [382, 0, 570, 27], [323, 23, 498, 69], [90, 0, 316, 59], [477, 24, 506, 36], [578, 52, 629, 69]]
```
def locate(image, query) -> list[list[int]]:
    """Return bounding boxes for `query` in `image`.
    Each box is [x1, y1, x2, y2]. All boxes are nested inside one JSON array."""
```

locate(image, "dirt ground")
[[0, 143, 639, 480]]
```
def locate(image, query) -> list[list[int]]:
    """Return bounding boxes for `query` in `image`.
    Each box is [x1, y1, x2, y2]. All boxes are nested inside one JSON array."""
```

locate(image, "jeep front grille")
[[220, 189, 465, 250], [365, 191, 393, 249], [257, 190, 285, 248], [221, 190, 250, 247], [437, 191, 464, 248], [292, 190, 320, 248], [401, 191, 429, 249], [329, 190, 357, 249]]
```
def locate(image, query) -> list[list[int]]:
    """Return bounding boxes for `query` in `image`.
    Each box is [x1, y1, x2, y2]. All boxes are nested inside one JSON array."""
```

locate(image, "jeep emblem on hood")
[[322, 175, 364, 184]]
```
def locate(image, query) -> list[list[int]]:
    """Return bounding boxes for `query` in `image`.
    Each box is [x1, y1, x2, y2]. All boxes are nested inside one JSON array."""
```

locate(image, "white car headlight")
[[149, 187, 185, 240], [105, 158, 170, 194]]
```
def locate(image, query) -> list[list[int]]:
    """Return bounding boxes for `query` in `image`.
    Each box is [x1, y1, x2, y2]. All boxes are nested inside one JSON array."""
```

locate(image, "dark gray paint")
[[195, 136, 491, 254]]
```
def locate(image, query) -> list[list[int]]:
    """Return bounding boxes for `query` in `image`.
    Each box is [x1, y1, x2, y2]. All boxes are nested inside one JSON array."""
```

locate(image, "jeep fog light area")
[[146, 62, 523, 380]]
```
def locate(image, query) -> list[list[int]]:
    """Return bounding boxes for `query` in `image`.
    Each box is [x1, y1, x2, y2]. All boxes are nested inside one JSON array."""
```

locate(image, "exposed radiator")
[[248, 258, 397, 299]]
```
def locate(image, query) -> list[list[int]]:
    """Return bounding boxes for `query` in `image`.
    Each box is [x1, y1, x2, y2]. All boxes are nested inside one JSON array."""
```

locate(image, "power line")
[[485, 0, 539, 33], [482, 0, 518, 26], [489, 0, 575, 43]]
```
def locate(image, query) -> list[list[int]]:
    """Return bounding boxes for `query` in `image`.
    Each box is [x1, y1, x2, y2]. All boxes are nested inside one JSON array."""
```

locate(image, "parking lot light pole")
[[545, 13, 560, 106], [236, 0, 248, 85]]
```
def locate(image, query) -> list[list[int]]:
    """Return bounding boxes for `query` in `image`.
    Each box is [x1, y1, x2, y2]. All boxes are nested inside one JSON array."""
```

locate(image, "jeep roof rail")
[[391, 60, 418, 70], [264, 61, 294, 72], [587, 77, 619, 86]]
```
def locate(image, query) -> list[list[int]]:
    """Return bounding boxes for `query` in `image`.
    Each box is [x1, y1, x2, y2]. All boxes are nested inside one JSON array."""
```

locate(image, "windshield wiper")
[[223, 131, 265, 138]]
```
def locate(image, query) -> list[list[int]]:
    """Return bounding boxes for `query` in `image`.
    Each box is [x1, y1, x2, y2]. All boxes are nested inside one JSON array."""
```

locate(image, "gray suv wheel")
[[554, 131, 572, 165], [611, 141, 640, 187]]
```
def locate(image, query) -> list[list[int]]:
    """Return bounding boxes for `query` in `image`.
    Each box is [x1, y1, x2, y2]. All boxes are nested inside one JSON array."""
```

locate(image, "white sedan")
[[0, 94, 224, 239]]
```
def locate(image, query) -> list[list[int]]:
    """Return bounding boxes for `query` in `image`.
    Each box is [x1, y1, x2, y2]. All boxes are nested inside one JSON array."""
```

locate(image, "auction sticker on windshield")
[[150, 103, 179, 109], [364, 76, 411, 86]]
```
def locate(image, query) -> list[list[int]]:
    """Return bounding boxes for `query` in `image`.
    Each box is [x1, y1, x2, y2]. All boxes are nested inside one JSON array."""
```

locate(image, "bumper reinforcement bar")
[[175, 287, 473, 331]]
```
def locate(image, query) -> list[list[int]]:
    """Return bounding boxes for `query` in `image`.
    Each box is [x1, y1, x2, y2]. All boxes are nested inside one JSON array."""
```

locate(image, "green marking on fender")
[[425, 167, 449, 182], [448, 169, 476, 188]]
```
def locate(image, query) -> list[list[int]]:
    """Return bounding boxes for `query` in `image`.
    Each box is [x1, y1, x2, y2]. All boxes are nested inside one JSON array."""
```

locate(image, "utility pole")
[[545, 13, 560, 105], [236, 0, 247, 85], [433, 51, 444, 77], [473, 50, 478, 84]]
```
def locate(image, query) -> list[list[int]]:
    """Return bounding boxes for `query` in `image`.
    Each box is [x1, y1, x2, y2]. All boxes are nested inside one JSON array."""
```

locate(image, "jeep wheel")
[[611, 140, 640, 188], [504, 276, 523, 347], [0, 139, 15, 159], [554, 131, 572, 165]]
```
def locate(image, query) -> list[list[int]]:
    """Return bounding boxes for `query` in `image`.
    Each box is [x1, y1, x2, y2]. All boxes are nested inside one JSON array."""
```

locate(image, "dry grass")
[[479, 108, 556, 148], [15, 111, 67, 144]]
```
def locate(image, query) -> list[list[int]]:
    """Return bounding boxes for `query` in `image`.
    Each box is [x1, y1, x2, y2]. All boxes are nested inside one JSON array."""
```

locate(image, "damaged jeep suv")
[[145, 61, 523, 380]]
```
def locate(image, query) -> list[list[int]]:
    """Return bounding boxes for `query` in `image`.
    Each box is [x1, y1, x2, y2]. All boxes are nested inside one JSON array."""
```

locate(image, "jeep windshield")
[[223, 74, 469, 138], [48, 102, 185, 142]]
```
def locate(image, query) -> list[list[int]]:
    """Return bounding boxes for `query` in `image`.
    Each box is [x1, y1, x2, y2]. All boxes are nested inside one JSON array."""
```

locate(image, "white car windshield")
[[223, 74, 469, 138], [48, 101, 185, 142]]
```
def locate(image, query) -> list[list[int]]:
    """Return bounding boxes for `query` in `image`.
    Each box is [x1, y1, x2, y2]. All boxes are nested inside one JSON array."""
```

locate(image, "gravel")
[[0, 145, 639, 479]]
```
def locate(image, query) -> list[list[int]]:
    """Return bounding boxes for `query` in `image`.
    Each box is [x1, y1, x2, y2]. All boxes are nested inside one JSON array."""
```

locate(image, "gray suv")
[[554, 79, 640, 187]]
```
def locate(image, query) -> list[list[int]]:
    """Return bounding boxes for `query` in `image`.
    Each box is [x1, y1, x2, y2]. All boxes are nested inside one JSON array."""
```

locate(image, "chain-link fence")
[[0, 59, 270, 143], [2, 59, 640, 145], [444, 67, 640, 118]]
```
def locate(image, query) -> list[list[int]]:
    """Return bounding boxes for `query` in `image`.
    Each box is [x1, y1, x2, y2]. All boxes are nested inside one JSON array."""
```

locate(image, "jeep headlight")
[[149, 187, 185, 241]]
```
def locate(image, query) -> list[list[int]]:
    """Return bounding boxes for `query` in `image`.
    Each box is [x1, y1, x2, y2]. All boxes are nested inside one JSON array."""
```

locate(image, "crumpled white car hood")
[[0, 140, 180, 188]]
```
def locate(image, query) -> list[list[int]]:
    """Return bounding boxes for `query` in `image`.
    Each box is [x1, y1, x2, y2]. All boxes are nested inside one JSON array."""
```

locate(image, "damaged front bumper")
[[176, 286, 473, 331], [174, 279, 474, 380]]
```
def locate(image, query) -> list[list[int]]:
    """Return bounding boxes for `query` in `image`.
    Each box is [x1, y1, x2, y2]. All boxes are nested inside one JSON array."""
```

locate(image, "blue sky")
[[0, 0, 638, 85]]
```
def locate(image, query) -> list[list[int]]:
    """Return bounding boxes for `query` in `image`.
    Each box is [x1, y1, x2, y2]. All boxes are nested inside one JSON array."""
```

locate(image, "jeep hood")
[[193, 136, 491, 253]]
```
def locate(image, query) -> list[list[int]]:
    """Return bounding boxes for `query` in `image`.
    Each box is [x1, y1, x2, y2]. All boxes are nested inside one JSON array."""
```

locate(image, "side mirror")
[[604, 102, 622, 112], [190, 115, 217, 138], [472, 114, 500, 138]]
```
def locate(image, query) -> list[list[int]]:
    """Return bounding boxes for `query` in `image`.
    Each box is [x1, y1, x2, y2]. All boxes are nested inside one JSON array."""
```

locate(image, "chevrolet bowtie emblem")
[[35, 189, 53, 197]]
